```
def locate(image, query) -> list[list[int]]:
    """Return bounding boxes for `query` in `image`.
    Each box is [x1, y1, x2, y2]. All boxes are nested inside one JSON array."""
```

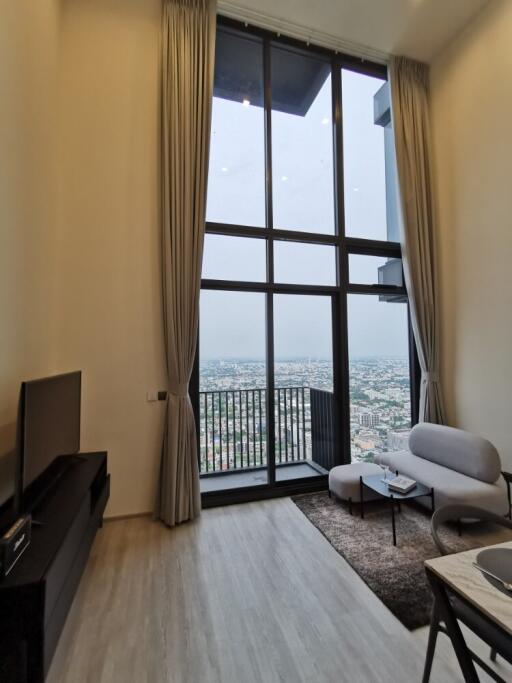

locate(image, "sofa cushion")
[[376, 451, 508, 516], [329, 462, 383, 502], [409, 423, 501, 484]]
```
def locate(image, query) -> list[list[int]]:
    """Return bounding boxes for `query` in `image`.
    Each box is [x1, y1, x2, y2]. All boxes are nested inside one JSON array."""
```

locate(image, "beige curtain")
[[390, 56, 444, 424], [156, 0, 216, 526]]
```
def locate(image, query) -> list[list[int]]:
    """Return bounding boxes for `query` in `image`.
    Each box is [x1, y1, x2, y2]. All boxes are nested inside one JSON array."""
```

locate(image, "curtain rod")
[[217, 1, 390, 65]]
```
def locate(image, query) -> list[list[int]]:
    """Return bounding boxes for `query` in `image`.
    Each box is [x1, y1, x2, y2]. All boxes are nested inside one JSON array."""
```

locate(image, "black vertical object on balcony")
[[310, 388, 336, 471]]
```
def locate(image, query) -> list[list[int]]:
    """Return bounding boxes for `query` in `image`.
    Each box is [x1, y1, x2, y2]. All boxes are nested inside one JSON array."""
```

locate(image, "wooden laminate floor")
[[47, 498, 512, 683]]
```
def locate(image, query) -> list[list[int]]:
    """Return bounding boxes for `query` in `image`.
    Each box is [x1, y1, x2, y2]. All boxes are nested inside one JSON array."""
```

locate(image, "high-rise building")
[[359, 412, 380, 427], [387, 429, 411, 451]]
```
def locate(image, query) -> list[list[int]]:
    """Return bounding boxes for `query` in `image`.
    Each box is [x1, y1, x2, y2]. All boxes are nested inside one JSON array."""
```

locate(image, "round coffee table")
[[360, 473, 435, 546]]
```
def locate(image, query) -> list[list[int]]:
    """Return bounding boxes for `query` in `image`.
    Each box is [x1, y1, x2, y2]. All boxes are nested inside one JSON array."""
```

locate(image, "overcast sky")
[[201, 66, 408, 361]]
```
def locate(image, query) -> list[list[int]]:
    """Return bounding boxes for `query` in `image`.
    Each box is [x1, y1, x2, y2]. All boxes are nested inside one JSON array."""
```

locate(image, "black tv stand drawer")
[[0, 452, 109, 682]]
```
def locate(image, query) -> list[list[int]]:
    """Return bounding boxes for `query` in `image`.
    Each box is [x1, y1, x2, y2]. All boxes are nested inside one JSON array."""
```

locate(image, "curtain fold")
[[389, 56, 444, 424], [156, 0, 216, 526]]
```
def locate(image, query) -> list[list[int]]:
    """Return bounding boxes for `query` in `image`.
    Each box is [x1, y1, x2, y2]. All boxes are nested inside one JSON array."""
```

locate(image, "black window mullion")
[[205, 222, 340, 245], [264, 36, 276, 486], [266, 291, 275, 484], [347, 283, 407, 297], [201, 279, 339, 295], [345, 237, 402, 257], [205, 222, 269, 239], [332, 62, 345, 244], [264, 37, 274, 235], [332, 59, 351, 466]]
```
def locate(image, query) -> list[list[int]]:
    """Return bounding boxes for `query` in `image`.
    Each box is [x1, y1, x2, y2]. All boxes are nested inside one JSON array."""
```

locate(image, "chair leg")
[[490, 647, 497, 662], [328, 489, 331, 498], [348, 497, 352, 515], [422, 601, 441, 683]]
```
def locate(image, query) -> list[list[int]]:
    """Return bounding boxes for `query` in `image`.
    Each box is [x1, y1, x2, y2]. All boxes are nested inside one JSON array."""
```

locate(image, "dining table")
[[424, 540, 512, 681]]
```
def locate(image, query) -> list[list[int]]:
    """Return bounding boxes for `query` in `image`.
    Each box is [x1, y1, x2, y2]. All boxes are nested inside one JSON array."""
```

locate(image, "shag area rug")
[[292, 492, 483, 630]]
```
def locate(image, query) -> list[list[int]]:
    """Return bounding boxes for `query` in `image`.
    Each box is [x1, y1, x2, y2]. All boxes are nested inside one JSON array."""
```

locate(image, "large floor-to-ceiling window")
[[196, 19, 418, 500]]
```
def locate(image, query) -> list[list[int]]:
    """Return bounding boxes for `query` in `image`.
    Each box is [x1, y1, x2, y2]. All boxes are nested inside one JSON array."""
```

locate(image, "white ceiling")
[[218, 0, 490, 63]]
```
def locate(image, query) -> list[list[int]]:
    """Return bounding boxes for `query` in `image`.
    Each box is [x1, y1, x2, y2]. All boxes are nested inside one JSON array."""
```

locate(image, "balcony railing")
[[199, 387, 335, 474]]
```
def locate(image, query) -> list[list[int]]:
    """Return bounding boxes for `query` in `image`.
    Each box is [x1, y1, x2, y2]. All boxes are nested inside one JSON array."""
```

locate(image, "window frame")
[[195, 17, 420, 503]]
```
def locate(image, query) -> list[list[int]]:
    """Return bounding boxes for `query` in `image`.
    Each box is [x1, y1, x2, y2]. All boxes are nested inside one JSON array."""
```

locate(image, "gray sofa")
[[375, 423, 510, 516]]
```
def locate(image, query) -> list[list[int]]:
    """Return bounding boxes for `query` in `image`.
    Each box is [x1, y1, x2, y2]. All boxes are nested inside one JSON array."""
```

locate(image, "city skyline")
[[199, 356, 411, 472], [200, 353, 408, 361]]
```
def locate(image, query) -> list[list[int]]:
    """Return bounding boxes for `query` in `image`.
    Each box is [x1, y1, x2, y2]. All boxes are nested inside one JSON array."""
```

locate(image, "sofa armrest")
[[502, 471, 512, 519]]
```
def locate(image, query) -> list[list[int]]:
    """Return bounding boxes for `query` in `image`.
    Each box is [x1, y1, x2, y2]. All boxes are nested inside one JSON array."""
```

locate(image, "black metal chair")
[[424, 504, 512, 683]]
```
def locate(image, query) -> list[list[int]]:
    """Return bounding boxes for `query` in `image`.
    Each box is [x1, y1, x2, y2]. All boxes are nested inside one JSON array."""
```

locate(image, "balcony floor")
[[200, 461, 326, 493]]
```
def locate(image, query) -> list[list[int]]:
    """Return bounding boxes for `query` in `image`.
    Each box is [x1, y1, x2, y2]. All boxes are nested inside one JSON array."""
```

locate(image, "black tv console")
[[0, 452, 109, 682]]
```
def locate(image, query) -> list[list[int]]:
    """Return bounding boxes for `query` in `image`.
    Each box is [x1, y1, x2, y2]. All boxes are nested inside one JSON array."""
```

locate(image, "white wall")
[[56, 0, 166, 516], [1, 0, 165, 517], [431, 0, 512, 470], [0, 1, 62, 499]]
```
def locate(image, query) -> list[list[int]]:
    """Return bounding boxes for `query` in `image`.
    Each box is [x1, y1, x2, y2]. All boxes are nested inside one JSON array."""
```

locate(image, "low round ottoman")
[[328, 462, 383, 514]]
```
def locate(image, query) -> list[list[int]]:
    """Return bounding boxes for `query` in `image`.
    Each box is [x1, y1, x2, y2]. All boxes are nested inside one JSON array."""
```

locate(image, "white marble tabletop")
[[425, 541, 512, 636]]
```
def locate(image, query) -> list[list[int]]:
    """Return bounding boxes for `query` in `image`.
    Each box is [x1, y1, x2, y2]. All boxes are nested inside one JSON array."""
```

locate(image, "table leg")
[[426, 570, 479, 682], [359, 476, 364, 519], [391, 494, 396, 546], [431, 487, 435, 513], [422, 599, 441, 683]]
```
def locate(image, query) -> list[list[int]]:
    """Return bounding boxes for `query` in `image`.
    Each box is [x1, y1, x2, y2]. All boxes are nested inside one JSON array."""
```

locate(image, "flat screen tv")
[[0, 390, 21, 528], [18, 371, 81, 507]]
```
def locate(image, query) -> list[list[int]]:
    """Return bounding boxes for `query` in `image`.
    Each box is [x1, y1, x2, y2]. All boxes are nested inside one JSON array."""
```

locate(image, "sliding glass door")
[[199, 290, 269, 492], [274, 294, 336, 483], [198, 291, 336, 492]]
